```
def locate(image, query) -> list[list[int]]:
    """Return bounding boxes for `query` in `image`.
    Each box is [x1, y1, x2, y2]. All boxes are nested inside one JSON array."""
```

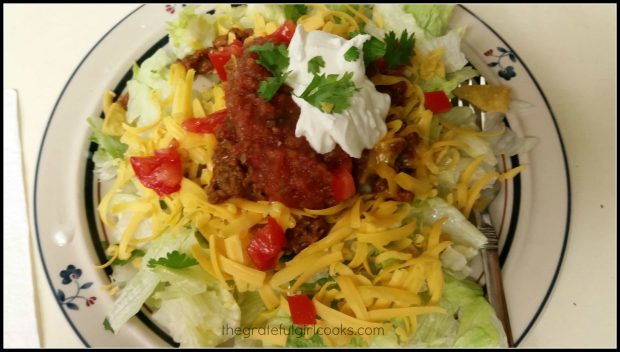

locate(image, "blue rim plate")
[[33, 4, 570, 347]]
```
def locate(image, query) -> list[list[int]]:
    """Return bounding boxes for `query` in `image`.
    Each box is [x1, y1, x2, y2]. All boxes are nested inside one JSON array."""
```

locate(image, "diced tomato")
[[287, 295, 317, 325], [208, 40, 244, 81], [247, 217, 286, 271], [332, 167, 356, 202], [130, 143, 183, 196], [424, 91, 453, 114], [182, 109, 228, 134], [268, 20, 296, 46]]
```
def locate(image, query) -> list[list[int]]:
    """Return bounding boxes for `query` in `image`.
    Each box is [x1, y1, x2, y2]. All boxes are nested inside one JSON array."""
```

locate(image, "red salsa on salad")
[[206, 36, 353, 210]]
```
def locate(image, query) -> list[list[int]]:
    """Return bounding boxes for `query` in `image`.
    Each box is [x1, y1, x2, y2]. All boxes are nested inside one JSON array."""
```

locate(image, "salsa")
[[207, 37, 351, 210]]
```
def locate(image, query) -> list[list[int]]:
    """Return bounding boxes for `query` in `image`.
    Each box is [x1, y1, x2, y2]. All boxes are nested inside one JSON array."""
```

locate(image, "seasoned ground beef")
[[366, 63, 407, 78], [284, 216, 332, 255], [178, 28, 254, 75], [206, 132, 258, 203], [376, 81, 409, 107], [395, 132, 420, 171], [213, 28, 254, 48], [354, 131, 419, 202], [178, 48, 214, 75]]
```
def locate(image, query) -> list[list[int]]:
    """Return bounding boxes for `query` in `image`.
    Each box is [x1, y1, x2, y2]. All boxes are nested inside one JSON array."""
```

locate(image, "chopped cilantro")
[[298, 72, 357, 114], [258, 74, 289, 101], [249, 43, 291, 101], [283, 4, 308, 22], [103, 318, 114, 333], [362, 36, 386, 66], [307, 56, 325, 74], [383, 30, 416, 68], [287, 332, 325, 347], [147, 250, 198, 269], [356, 30, 415, 68], [350, 336, 368, 347], [344, 46, 360, 62], [112, 249, 145, 266], [249, 42, 289, 77]]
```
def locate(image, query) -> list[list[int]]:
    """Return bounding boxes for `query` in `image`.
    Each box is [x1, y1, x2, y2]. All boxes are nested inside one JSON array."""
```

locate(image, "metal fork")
[[473, 208, 514, 346], [457, 75, 515, 346]]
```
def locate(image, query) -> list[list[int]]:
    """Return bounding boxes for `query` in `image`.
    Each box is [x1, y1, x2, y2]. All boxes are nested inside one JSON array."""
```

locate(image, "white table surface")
[[4, 3, 616, 348]]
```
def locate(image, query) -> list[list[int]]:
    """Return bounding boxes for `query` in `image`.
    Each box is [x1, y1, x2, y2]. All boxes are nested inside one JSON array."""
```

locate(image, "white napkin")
[[3, 89, 41, 347]]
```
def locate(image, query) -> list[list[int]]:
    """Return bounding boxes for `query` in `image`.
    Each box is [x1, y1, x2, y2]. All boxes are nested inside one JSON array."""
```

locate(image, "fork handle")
[[482, 247, 515, 347]]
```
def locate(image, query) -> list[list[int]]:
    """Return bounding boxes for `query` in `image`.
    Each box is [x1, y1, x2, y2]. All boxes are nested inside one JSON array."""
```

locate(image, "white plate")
[[33, 4, 571, 347]]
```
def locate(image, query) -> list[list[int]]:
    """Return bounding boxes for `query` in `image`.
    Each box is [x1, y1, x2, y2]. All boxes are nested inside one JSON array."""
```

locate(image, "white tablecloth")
[[4, 4, 616, 347]]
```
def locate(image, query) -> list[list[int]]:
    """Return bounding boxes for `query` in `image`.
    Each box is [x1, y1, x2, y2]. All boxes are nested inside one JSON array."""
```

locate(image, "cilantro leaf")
[[383, 30, 416, 68], [282, 4, 308, 22], [307, 56, 325, 74], [299, 72, 357, 114], [250, 43, 291, 101], [258, 73, 289, 101], [287, 332, 325, 347], [147, 250, 198, 269], [249, 43, 289, 77], [111, 249, 145, 266], [344, 46, 360, 62], [103, 318, 114, 333], [362, 36, 386, 66]]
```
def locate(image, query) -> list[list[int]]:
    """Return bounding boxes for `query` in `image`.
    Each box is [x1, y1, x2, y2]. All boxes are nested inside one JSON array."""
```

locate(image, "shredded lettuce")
[[371, 4, 426, 40], [483, 112, 540, 156], [410, 197, 487, 250], [410, 272, 507, 347], [87, 116, 126, 159], [369, 6, 467, 74], [133, 49, 174, 97], [437, 106, 479, 130], [151, 266, 240, 347], [236, 291, 266, 328], [213, 4, 247, 30], [417, 30, 468, 73], [403, 5, 455, 38], [91, 149, 122, 181], [419, 66, 480, 96], [455, 134, 499, 167], [125, 48, 174, 127], [126, 80, 160, 127], [439, 245, 479, 279], [166, 5, 217, 59], [370, 4, 455, 42], [241, 4, 286, 29], [106, 193, 153, 246], [106, 229, 193, 332], [87, 116, 127, 180]]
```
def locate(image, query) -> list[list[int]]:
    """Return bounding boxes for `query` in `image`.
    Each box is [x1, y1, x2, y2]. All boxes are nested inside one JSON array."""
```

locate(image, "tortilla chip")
[[453, 84, 512, 113]]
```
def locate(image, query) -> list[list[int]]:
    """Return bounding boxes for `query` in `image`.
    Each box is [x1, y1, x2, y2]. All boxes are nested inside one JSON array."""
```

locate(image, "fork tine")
[[455, 75, 488, 130]]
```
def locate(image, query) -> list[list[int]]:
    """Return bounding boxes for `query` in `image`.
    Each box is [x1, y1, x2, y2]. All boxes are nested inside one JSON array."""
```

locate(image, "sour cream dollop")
[[285, 26, 391, 158]]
